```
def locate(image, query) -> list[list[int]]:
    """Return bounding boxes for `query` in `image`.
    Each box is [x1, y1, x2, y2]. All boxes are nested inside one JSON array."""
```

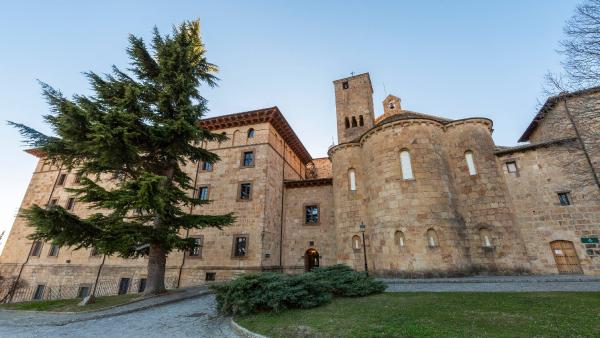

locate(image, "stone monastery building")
[[1, 72, 600, 291]]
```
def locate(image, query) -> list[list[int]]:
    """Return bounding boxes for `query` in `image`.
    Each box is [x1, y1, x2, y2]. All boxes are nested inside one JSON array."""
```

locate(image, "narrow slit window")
[[351, 116, 357, 127], [426, 229, 438, 248], [247, 128, 255, 139], [400, 150, 414, 180], [359, 115, 364, 126], [352, 235, 361, 250], [345, 117, 350, 129], [465, 151, 477, 176], [395, 231, 405, 248], [480, 229, 492, 248], [348, 169, 357, 191]]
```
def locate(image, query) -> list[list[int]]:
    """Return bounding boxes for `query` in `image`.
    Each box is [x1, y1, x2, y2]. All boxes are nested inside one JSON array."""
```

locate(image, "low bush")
[[212, 265, 385, 315]]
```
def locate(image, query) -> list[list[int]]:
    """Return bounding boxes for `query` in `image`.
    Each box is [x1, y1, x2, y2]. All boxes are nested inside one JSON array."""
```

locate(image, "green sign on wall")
[[581, 237, 599, 244]]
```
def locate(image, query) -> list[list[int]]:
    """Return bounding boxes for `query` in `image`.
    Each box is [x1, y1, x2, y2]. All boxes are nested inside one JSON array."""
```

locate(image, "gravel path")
[[0, 293, 239, 338]]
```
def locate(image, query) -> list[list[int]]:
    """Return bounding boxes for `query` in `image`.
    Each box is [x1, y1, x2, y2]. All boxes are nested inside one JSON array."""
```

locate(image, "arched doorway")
[[550, 240, 583, 274], [305, 248, 320, 272]]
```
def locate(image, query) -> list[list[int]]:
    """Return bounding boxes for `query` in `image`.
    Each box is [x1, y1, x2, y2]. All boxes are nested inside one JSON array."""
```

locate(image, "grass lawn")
[[236, 292, 600, 337], [0, 293, 140, 312]]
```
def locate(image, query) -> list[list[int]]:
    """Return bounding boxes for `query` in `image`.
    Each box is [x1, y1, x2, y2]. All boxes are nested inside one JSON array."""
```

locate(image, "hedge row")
[[211, 265, 386, 315]]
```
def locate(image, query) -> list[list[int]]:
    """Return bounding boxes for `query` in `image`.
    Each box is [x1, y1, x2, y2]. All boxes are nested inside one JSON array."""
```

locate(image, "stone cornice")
[[200, 107, 312, 164], [494, 137, 578, 156], [284, 178, 333, 188]]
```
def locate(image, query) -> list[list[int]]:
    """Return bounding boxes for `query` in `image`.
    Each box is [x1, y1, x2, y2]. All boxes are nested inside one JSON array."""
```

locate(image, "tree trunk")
[[144, 243, 167, 295]]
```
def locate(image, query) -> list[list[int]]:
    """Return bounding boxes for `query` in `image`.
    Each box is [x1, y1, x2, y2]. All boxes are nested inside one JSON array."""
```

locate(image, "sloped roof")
[[377, 109, 453, 126], [519, 86, 600, 142], [200, 106, 312, 164]]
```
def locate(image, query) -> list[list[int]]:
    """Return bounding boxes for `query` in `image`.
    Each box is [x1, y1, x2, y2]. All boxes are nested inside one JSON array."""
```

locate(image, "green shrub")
[[312, 264, 386, 297], [211, 265, 385, 315]]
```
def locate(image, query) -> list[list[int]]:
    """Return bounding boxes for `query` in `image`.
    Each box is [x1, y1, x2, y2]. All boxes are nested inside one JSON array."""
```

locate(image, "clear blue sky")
[[0, 1, 580, 252]]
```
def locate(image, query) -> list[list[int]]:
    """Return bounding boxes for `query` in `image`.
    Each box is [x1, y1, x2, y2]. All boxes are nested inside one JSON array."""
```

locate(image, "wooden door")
[[550, 241, 583, 274]]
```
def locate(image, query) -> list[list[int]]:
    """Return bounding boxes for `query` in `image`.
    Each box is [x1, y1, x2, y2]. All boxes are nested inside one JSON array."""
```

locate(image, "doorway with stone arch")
[[550, 240, 583, 274], [305, 248, 320, 272]]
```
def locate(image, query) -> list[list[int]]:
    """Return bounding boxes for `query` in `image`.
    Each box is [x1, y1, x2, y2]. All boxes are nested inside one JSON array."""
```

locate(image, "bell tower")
[[333, 73, 375, 144]]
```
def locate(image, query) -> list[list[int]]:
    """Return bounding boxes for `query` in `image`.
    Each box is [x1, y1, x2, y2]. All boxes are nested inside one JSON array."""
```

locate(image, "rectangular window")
[[465, 152, 477, 176], [305, 205, 319, 224], [342, 81, 349, 89], [188, 236, 203, 257], [30, 241, 42, 257], [201, 161, 213, 172], [57, 173, 67, 186], [118, 278, 131, 295], [197, 186, 209, 201], [77, 286, 90, 299], [558, 192, 571, 206], [32, 284, 46, 300], [49, 198, 58, 207], [90, 247, 101, 257], [74, 173, 83, 183], [239, 183, 252, 201], [138, 278, 147, 293], [241, 151, 254, 167], [205, 272, 216, 281], [66, 197, 75, 210], [48, 244, 60, 257], [506, 161, 518, 173], [233, 235, 248, 258]]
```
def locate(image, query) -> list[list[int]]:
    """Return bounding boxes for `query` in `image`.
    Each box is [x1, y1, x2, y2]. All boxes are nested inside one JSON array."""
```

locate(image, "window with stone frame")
[[558, 192, 571, 206], [352, 235, 361, 250], [77, 286, 90, 298], [395, 231, 406, 248], [247, 128, 255, 139], [241, 151, 255, 167], [49, 198, 58, 207], [65, 197, 75, 210], [57, 173, 67, 186], [188, 236, 204, 258], [233, 235, 248, 258], [348, 169, 357, 191], [465, 151, 477, 176], [238, 182, 252, 201], [30, 241, 43, 257], [506, 161, 518, 173], [426, 228, 439, 248], [197, 186, 209, 201], [480, 228, 492, 248], [400, 150, 414, 180], [90, 246, 101, 257], [205, 272, 216, 281], [32, 284, 46, 300], [48, 244, 60, 257], [305, 205, 319, 224], [138, 278, 147, 293], [201, 161, 213, 172]]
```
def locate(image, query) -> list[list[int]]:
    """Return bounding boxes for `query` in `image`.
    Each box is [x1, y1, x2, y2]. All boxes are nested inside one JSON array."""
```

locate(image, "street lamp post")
[[359, 222, 368, 276]]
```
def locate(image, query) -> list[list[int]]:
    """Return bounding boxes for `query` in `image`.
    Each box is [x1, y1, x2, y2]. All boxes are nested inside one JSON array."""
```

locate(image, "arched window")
[[400, 150, 414, 180], [351, 116, 357, 127], [465, 151, 477, 176], [394, 231, 405, 248], [348, 169, 357, 191], [480, 228, 492, 247], [426, 228, 438, 248], [232, 130, 241, 146], [352, 235, 361, 250], [359, 115, 364, 126], [247, 128, 255, 139], [345, 117, 350, 129]]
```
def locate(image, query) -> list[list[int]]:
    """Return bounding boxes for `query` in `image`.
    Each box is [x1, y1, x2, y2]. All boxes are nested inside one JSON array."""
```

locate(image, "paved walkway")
[[0, 287, 239, 338], [381, 275, 600, 292]]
